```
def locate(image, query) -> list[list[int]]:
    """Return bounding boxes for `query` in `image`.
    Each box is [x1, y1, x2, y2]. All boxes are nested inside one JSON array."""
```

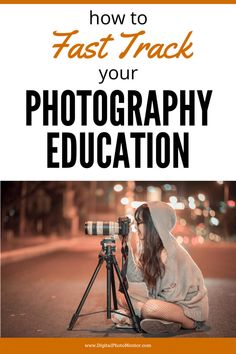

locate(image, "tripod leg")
[[68, 256, 105, 330], [112, 255, 142, 333], [106, 255, 112, 318], [111, 264, 118, 310]]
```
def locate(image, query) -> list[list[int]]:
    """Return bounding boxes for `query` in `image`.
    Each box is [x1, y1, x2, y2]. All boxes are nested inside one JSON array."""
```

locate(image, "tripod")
[[67, 237, 142, 332]]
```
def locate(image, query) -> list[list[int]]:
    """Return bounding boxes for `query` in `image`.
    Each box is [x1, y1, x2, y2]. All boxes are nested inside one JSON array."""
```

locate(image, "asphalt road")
[[1, 241, 236, 338]]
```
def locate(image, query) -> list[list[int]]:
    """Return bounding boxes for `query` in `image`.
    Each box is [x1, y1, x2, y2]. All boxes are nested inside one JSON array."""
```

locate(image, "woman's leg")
[[117, 292, 144, 314], [141, 299, 195, 329], [117, 293, 195, 329]]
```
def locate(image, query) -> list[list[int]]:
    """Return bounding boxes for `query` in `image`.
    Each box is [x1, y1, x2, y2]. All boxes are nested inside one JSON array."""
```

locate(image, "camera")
[[85, 216, 131, 237]]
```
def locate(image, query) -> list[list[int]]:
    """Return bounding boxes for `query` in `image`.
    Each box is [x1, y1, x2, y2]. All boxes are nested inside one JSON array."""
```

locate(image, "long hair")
[[134, 203, 165, 288]]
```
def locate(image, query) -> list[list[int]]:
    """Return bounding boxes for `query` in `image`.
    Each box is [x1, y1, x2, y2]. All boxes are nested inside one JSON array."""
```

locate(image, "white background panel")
[[0, 5, 235, 180]]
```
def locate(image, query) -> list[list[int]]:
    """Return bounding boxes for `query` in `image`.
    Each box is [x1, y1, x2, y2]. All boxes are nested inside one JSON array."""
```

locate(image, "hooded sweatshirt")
[[126, 201, 209, 322]]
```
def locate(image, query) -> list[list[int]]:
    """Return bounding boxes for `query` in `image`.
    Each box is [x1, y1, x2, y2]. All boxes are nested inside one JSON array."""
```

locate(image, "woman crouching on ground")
[[112, 201, 209, 334]]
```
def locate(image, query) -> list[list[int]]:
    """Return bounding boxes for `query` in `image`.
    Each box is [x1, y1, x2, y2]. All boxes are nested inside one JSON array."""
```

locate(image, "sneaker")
[[140, 319, 181, 334], [115, 323, 134, 329], [193, 321, 206, 331]]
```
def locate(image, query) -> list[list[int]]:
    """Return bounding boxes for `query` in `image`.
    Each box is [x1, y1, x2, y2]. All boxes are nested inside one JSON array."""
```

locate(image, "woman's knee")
[[141, 299, 160, 319]]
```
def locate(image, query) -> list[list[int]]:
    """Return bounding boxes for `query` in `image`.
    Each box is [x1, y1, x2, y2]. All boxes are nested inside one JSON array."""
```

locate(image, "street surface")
[[1, 238, 236, 338]]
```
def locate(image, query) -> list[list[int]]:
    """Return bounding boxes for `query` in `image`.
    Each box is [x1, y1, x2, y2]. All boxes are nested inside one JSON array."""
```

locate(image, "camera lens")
[[85, 221, 120, 235]]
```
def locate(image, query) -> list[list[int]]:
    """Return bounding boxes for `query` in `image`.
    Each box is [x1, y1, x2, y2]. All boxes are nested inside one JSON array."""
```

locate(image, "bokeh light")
[[114, 184, 123, 192], [120, 197, 129, 205]]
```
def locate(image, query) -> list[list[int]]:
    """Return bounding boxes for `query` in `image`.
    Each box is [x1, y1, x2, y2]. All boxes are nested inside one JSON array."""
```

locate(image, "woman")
[[112, 201, 209, 334]]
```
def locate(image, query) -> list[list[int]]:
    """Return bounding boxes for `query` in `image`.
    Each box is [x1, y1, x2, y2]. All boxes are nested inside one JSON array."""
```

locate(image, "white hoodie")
[[126, 201, 209, 322]]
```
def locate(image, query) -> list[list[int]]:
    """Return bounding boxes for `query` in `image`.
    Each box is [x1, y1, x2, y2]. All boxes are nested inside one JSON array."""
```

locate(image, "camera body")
[[85, 216, 131, 237]]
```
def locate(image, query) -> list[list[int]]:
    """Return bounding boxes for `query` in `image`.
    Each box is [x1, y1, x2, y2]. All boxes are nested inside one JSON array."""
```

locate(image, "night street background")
[[1, 181, 236, 338]]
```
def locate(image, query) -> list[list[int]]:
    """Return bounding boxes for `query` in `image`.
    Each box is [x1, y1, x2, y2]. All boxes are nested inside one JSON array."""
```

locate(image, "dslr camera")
[[85, 216, 131, 237]]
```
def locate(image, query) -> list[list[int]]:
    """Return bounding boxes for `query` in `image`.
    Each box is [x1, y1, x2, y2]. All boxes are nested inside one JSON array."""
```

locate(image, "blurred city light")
[[188, 196, 195, 203], [191, 237, 198, 245], [183, 236, 190, 244], [189, 201, 196, 209], [209, 232, 221, 242], [210, 210, 216, 217], [9, 209, 16, 217], [95, 188, 104, 196], [168, 202, 185, 210], [163, 184, 172, 191], [210, 217, 220, 226], [169, 196, 177, 204], [195, 208, 202, 216], [176, 236, 184, 244], [227, 200, 235, 208], [196, 223, 207, 235], [131, 201, 144, 209], [113, 184, 123, 192], [135, 185, 144, 193], [147, 186, 161, 202], [198, 236, 205, 244], [188, 195, 196, 209], [120, 197, 129, 205], [147, 186, 156, 193], [168, 196, 185, 210], [198, 193, 206, 202], [179, 218, 187, 226], [176, 202, 185, 210], [219, 201, 227, 213]]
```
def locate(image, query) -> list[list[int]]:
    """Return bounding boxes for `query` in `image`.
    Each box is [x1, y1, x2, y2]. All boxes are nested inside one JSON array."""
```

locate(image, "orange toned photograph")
[[1, 181, 236, 339]]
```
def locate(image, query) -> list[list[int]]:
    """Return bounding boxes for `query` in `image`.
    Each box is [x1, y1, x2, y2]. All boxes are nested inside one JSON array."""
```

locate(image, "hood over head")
[[147, 201, 177, 253]]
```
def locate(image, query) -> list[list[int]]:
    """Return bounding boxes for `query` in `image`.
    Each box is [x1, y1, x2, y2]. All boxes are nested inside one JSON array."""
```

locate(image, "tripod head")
[[100, 235, 129, 258], [100, 237, 116, 254]]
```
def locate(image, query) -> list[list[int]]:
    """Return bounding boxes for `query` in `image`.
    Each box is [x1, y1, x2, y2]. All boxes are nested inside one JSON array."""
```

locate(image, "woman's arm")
[[126, 232, 144, 282]]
